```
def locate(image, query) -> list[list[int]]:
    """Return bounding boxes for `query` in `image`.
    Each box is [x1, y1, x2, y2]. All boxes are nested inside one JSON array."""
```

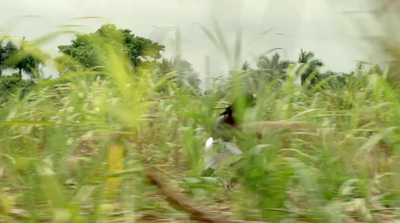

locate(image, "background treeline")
[[1, 24, 393, 100]]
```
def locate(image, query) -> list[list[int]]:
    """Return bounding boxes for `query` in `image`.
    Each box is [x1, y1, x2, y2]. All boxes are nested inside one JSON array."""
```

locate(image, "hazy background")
[[0, 0, 379, 87]]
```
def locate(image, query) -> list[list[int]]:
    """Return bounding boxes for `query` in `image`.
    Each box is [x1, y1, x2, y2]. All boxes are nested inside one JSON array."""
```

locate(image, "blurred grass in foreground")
[[2, 6, 400, 222]]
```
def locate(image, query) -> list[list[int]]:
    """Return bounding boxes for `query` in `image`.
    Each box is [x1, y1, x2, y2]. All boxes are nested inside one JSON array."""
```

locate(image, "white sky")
[[0, 0, 380, 87]]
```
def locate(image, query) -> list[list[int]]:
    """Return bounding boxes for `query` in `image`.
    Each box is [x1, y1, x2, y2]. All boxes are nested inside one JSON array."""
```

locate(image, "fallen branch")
[[147, 169, 268, 223], [241, 121, 318, 131]]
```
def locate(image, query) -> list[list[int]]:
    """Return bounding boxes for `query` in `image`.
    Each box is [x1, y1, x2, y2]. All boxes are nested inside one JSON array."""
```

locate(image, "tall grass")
[[1, 9, 400, 222]]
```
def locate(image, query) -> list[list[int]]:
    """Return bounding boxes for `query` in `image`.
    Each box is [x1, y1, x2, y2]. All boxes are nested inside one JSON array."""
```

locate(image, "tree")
[[0, 41, 6, 76], [297, 49, 324, 85], [0, 40, 18, 77], [234, 53, 291, 92], [256, 52, 291, 81], [0, 73, 35, 102], [1, 39, 45, 83], [56, 24, 165, 74], [257, 53, 289, 70], [154, 58, 201, 92]]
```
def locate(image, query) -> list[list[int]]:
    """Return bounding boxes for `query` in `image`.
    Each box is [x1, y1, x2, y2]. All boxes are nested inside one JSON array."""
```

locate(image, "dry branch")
[[241, 121, 318, 131], [147, 169, 268, 223]]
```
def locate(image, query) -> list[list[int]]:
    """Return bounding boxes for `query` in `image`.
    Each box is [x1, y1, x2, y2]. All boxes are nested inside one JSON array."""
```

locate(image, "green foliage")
[[2, 17, 400, 223], [0, 74, 20, 91], [0, 41, 17, 75], [154, 58, 201, 93], [56, 24, 165, 74], [257, 52, 291, 73], [0, 39, 43, 102], [231, 50, 324, 93], [0, 73, 35, 102], [0, 39, 46, 82], [298, 49, 324, 85], [242, 52, 291, 91]]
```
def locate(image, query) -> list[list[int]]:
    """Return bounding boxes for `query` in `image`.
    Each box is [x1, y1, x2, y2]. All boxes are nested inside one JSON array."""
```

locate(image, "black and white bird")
[[202, 93, 256, 176]]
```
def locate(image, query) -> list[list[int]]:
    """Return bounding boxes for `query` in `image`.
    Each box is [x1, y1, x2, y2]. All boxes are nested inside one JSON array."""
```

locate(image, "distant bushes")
[[0, 73, 35, 102]]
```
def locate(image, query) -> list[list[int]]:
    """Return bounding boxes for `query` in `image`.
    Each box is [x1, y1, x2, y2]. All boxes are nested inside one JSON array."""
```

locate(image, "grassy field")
[[2, 16, 400, 223]]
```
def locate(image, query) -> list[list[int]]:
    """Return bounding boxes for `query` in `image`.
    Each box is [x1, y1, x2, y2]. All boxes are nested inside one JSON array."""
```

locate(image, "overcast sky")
[[0, 0, 380, 87]]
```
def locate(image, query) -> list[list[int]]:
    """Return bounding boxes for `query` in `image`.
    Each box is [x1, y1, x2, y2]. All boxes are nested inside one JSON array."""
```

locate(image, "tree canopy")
[[0, 39, 45, 82], [0, 41, 16, 76], [154, 58, 201, 92], [297, 49, 324, 85], [56, 24, 165, 74]]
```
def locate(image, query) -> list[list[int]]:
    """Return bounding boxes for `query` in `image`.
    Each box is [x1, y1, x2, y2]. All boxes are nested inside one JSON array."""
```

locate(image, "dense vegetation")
[[1, 20, 400, 223]]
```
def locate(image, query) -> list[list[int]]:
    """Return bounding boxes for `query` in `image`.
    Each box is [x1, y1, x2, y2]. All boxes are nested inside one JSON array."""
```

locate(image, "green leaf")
[[0, 121, 55, 125]]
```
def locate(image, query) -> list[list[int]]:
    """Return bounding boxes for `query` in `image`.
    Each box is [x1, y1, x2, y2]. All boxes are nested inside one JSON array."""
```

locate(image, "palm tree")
[[155, 58, 201, 92], [257, 53, 290, 77], [298, 49, 324, 85], [15, 38, 45, 81], [249, 53, 291, 89], [156, 58, 174, 75], [3, 39, 45, 83]]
